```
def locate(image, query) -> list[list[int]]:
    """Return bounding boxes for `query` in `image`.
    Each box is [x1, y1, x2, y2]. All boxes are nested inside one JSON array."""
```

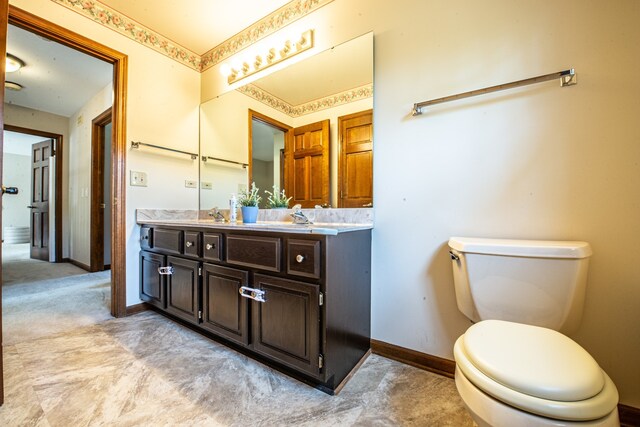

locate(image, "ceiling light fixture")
[[5, 81, 24, 91], [221, 29, 314, 85], [6, 53, 25, 73]]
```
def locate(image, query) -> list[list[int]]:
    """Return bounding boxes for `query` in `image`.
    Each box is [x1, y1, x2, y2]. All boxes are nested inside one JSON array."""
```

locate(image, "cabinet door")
[[201, 264, 249, 346], [139, 251, 165, 309], [251, 274, 321, 378], [166, 256, 200, 324]]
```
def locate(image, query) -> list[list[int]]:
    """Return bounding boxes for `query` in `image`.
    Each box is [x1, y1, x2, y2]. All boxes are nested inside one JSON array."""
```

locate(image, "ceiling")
[[99, 0, 291, 54], [5, 24, 113, 117]]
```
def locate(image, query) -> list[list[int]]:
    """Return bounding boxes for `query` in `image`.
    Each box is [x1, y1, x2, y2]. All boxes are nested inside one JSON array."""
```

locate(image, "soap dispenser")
[[229, 193, 237, 223]]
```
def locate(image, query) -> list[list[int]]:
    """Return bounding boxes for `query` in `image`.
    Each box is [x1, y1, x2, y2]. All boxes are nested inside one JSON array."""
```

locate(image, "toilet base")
[[455, 366, 620, 427]]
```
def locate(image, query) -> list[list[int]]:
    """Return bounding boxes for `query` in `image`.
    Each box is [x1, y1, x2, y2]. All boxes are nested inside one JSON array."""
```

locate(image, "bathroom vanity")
[[137, 212, 372, 393]]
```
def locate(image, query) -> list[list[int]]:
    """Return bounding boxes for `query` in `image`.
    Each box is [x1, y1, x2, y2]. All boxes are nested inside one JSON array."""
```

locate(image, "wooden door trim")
[[8, 6, 129, 318], [4, 125, 63, 262], [247, 109, 292, 186], [337, 109, 373, 208], [90, 108, 111, 272], [1, 0, 8, 406]]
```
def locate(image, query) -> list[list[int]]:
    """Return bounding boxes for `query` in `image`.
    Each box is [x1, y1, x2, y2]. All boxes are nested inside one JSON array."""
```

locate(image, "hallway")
[[0, 244, 473, 426]]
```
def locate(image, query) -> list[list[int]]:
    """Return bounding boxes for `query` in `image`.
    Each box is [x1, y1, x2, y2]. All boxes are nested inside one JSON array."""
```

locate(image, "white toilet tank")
[[448, 237, 592, 334]]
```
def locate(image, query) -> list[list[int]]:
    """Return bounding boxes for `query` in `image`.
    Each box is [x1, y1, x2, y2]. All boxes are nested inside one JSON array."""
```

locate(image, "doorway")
[[90, 108, 112, 272], [2, 125, 63, 262], [248, 110, 292, 208], [5, 5, 128, 317]]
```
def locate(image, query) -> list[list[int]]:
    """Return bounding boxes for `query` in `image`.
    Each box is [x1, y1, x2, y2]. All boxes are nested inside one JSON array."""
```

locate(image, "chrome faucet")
[[290, 204, 313, 225], [208, 207, 226, 222]]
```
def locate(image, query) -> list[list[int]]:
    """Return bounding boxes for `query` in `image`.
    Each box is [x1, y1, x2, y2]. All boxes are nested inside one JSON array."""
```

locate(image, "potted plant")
[[264, 185, 292, 209], [238, 182, 261, 223]]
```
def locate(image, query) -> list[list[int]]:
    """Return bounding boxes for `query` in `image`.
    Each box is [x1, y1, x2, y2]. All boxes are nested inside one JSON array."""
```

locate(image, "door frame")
[[4, 125, 63, 261], [90, 108, 111, 272], [1, 0, 8, 406], [7, 6, 128, 317], [247, 109, 292, 187]]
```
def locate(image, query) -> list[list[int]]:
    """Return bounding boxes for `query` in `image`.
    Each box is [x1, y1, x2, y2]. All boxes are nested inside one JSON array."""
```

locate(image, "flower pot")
[[241, 206, 259, 223]]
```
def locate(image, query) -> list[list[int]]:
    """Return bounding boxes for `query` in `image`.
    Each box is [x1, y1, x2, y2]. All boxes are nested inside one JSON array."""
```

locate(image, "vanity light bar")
[[226, 29, 314, 85]]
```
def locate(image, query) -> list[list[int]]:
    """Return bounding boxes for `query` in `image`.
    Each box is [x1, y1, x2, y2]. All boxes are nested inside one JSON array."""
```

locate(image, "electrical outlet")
[[130, 171, 147, 187], [201, 182, 212, 190], [185, 180, 197, 188]]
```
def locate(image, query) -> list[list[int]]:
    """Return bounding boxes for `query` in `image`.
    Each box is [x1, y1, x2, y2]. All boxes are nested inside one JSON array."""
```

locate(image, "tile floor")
[[1, 243, 475, 426]]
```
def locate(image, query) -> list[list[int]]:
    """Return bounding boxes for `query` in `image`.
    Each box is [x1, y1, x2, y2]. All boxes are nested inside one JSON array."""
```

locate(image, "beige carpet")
[[2, 243, 112, 345]]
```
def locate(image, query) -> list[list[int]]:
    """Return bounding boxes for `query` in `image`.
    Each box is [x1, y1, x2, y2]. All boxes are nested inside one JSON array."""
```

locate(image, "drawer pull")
[[158, 266, 174, 275], [295, 254, 305, 263], [186, 241, 193, 248], [239, 286, 266, 303], [206, 243, 215, 250]]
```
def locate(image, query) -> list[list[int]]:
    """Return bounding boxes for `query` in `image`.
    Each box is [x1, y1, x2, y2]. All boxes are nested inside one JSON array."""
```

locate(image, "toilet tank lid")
[[448, 237, 592, 259]]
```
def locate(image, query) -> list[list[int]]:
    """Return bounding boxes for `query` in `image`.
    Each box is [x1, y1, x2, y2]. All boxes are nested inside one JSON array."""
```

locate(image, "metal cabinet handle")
[[295, 254, 305, 263], [239, 286, 266, 303], [186, 241, 193, 248], [206, 243, 215, 250], [158, 266, 174, 275]]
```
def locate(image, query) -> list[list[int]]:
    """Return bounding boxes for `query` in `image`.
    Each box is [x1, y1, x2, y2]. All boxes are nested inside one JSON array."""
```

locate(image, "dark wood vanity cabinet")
[[139, 250, 164, 309], [201, 264, 249, 346], [251, 273, 321, 378], [138, 224, 371, 393]]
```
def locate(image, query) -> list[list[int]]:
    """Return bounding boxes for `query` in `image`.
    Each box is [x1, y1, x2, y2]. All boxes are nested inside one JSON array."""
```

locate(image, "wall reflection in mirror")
[[199, 32, 373, 210]]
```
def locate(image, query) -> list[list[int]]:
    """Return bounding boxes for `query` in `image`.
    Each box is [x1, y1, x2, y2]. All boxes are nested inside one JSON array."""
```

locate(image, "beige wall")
[[202, 0, 640, 406], [10, 0, 639, 407], [67, 83, 112, 266]]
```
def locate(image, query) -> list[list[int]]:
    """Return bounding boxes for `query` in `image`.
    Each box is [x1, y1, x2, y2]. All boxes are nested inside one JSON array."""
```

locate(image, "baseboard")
[[62, 257, 91, 272], [370, 339, 455, 379], [620, 404, 640, 427], [125, 302, 150, 316]]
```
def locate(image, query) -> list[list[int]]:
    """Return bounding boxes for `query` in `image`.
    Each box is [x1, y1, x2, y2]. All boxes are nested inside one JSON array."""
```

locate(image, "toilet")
[[448, 237, 619, 426]]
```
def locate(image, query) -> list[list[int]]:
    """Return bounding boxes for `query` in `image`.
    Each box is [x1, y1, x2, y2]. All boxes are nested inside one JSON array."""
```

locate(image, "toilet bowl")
[[448, 237, 620, 426], [454, 320, 619, 426]]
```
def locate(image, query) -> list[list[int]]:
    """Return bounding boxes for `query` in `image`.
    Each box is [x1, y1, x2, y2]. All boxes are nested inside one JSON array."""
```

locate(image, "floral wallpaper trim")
[[199, 0, 335, 72], [50, 0, 201, 71], [50, 0, 334, 73], [237, 83, 373, 118]]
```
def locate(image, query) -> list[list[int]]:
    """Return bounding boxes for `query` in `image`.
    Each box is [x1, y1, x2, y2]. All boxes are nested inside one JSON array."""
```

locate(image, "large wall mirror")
[[199, 32, 373, 210]]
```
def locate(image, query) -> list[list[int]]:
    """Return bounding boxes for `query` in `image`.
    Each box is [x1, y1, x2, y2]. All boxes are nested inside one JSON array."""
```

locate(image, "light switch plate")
[[130, 171, 147, 187], [201, 182, 212, 190], [185, 180, 197, 188]]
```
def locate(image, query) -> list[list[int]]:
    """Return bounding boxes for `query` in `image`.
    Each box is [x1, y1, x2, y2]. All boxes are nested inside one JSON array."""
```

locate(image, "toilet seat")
[[454, 320, 619, 421]]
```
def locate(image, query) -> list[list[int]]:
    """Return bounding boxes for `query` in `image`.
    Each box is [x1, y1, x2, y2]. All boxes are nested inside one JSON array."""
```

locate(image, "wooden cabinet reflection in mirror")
[[200, 32, 374, 210], [338, 109, 373, 208]]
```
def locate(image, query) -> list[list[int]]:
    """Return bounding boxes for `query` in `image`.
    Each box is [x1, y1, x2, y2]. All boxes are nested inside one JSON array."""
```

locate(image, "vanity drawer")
[[226, 235, 281, 272], [140, 226, 153, 250], [203, 233, 222, 261], [184, 231, 201, 257], [287, 239, 321, 279], [153, 228, 183, 255]]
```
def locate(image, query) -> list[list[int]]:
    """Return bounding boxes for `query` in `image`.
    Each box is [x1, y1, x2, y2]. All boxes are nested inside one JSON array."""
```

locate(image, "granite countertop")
[[136, 209, 373, 236]]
